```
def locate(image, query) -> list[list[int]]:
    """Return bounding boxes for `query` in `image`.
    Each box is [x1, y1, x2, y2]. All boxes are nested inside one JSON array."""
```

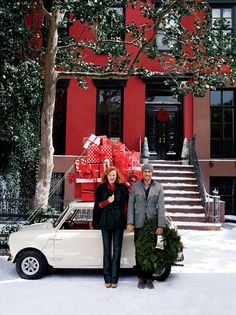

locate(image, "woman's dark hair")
[[101, 166, 124, 184]]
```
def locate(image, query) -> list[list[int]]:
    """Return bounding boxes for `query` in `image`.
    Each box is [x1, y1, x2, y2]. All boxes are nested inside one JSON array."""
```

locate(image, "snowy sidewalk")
[[1, 223, 236, 315]]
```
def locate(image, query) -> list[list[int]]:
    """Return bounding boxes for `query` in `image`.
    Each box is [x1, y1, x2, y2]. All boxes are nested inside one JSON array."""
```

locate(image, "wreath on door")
[[156, 109, 169, 123]]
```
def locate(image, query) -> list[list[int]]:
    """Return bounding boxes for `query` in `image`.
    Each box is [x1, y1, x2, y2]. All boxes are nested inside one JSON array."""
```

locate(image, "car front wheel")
[[153, 266, 171, 282], [16, 250, 48, 280]]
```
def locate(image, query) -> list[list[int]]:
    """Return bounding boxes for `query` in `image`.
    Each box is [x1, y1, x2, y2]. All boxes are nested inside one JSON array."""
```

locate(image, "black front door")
[[146, 104, 182, 159]]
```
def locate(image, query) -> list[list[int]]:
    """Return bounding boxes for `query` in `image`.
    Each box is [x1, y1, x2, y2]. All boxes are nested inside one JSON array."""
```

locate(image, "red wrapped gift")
[[87, 143, 100, 163], [78, 163, 100, 178], [81, 183, 97, 191], [115, 154, 129, 169], [77, 164, 93, 178], [83, 134, 101, 149], [74, 158, 87, 172], [90, 164, 100, 178], [100, 139, 112, 162], [81, 191, 95, 201], [113, 141, 125, 155]]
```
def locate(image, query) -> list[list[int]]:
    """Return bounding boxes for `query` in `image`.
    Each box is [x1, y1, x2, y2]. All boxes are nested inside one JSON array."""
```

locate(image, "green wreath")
[[135, 219, 182, 274]]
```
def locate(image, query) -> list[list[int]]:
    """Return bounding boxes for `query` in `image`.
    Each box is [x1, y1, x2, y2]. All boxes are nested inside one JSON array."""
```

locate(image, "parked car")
[[8, 200, 183, 280]]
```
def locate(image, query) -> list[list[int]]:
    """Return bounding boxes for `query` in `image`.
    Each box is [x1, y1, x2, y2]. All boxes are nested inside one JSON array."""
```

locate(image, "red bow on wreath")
[[156, 109, 169, 123]]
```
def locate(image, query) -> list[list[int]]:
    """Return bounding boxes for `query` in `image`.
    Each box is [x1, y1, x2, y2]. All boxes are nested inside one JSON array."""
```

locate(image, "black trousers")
[[134, 228, 153, 280], [101, 228, 124, 284]]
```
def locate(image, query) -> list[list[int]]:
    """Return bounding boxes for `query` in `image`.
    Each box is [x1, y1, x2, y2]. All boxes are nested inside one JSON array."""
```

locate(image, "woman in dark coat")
[[93, 166, 128, 288]]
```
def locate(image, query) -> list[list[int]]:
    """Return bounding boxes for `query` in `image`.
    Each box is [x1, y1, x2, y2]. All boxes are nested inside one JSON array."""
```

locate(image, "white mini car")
[[8, 201, 182, 280]]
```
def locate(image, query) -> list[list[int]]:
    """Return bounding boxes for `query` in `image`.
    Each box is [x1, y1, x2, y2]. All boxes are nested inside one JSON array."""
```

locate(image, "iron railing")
[[188, 136, 221, 223]]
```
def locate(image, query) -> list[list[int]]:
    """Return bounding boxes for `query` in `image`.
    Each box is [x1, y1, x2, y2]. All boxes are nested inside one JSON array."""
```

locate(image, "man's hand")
[[155, 227, 163, 235], [127, 224, 134, 232], [108, 194, 114, 203]]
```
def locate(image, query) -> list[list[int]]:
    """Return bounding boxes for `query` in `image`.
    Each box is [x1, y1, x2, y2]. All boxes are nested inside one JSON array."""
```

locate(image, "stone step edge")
[[167, 212, 205, 217]]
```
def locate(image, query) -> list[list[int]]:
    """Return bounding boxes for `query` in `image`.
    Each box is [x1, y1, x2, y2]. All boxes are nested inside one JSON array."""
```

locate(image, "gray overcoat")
[[127, 180, 166, 228]]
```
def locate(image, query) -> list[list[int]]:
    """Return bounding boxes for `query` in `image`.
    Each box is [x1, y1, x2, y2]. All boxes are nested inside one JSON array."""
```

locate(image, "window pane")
[[223, 9, 232, 19], [223, 91, 233, 107], [110, 115, 121, 137], [98, 114, 109, 135], [224, 123, 233, 138], [211, 91, 221, 106], [211, 108, 221, 123], [98, 89, 121, 112], [211, 139, 222, 156], [211, 124, 221, 138], [223, 140, 234, 156], [156, 32, 170, 50], [212, 9, 220, 18], [224, 108, 233, 123]]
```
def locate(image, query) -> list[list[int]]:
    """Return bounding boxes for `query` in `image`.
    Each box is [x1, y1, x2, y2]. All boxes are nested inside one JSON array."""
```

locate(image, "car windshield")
[[53, 206, 69, 227]]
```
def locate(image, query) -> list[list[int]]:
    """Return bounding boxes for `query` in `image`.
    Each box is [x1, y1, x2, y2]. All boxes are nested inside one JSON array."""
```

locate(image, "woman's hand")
[[108, 194, 115, 203]]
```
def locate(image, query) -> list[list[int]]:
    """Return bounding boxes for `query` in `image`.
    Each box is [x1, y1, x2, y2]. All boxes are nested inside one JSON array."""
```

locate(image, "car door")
[[52, 228, 103, 268], [52, 207, 135, 269]]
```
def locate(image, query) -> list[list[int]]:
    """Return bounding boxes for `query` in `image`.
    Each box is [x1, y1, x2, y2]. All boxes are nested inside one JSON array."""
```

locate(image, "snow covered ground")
[[1, 223, 236, 315]]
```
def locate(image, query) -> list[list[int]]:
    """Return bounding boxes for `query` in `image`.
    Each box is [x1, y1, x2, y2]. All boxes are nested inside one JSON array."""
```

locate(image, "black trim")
[[208, 0, 236, 4], [93, 79, 127, 89]]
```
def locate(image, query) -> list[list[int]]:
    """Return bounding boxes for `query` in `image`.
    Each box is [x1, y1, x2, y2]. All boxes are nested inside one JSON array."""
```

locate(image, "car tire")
[[16, 250, 48, 280], [153, 266, 171, 282]]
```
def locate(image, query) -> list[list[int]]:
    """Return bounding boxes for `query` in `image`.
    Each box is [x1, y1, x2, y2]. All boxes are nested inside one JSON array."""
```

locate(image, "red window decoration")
[[156, 109, 169, 123]]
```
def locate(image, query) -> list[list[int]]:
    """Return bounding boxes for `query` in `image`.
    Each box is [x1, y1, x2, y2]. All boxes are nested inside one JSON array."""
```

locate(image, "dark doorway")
[[145, 94, 183, 159]]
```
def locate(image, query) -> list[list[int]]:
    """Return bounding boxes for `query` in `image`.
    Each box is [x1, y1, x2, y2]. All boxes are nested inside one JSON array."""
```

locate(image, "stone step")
[[149, 160, 221, 231], [153, 170, 196, 178], [165, 205, 205, 216], [164, 197, 202, 206], [154, 177, 197, 184], [165, 205, 204, 214], [149, 159, 183, 165], [168, 213, 206, 223], [164, 191, 200, 198], [162, 183, 199, 192], [175, 221, 222, 231]]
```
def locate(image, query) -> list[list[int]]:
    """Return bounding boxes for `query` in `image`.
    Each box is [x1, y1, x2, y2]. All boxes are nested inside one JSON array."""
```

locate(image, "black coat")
[[92, 183, 129, 230]]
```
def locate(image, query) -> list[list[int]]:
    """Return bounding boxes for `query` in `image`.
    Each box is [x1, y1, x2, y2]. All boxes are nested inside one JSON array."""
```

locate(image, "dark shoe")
[[146, 279, 154, 289], [137, 278, 145, 289]]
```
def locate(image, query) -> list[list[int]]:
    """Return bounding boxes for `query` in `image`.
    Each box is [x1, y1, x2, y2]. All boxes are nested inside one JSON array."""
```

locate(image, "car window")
[[61, 208, 93, 230]]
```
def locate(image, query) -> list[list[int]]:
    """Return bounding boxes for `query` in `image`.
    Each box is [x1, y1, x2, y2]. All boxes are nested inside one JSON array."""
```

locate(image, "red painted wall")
[[123, 77, 146, 151], [65, 2, 201, 154], [66, 78, 96, 155]]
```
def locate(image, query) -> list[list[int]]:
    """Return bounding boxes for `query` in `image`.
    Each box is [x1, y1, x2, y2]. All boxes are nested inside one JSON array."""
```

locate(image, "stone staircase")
[[150, 160, 222, 231]]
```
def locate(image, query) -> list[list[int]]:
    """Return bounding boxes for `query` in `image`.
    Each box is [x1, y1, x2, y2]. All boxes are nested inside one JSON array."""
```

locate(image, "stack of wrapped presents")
[[68, 134, 142, 201]]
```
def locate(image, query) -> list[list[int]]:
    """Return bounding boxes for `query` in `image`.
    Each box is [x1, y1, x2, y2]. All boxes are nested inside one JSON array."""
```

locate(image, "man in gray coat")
[[127, 163, 166, 289]]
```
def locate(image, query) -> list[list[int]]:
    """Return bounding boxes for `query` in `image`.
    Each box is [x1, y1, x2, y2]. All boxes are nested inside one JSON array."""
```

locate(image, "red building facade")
[[52, 1, 236, 217]]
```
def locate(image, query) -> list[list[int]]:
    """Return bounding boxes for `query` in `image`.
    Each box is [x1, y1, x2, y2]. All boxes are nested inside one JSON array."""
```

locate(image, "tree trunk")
[[33, 8, 64, 210]]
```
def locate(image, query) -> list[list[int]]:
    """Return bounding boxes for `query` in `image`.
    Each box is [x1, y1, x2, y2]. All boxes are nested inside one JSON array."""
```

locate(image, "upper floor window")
[[209, 2, 236, 52], [94, 80, 126, 140], [211, 89, 235, 158], [96, 6, 125, 54], [156, 19, 177, 51]]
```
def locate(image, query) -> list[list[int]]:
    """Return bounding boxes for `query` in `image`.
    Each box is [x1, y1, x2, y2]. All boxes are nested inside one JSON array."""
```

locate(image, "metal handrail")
[[188, 136, 221, 223], [188, 136, 206, 205]]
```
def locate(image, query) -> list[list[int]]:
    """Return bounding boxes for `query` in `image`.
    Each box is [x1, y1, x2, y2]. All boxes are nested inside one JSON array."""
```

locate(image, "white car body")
[[8, 201, 135, 269]]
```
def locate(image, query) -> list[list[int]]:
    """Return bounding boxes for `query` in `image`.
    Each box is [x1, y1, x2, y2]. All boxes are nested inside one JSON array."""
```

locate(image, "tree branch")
[[129, 0, 182, 69], [35, 0, 52, 19]]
